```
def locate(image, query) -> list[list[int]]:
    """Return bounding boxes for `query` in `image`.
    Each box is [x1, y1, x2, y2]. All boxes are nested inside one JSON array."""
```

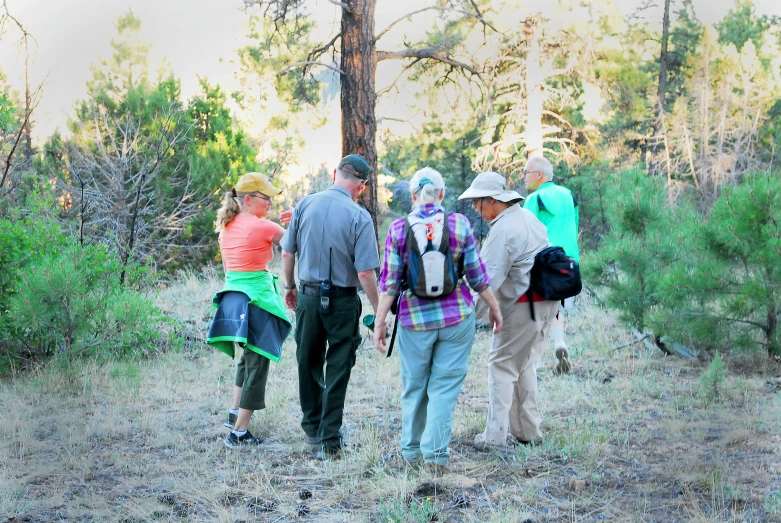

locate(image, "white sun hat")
[[457, 171, 524, 204]]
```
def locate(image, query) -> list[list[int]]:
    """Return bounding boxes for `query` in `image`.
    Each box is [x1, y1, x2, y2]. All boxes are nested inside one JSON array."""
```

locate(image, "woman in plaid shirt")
[[372, 167, 502, 475]]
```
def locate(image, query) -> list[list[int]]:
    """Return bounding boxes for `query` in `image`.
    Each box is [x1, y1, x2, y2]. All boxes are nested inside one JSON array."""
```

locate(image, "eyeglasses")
[[523, 169, 539, 176], [249, 194, 272, 202]]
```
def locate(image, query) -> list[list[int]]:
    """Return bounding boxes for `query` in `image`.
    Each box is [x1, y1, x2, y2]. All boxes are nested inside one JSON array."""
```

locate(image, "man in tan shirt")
[[459, 172, 560, 447]]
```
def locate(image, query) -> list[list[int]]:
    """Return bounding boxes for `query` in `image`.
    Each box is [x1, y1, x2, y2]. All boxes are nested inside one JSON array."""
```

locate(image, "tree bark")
[[524, 14, 543, 158], [651, 0, 671, 166], [23, 53, 33, 162], [340, 0, 378, 243]]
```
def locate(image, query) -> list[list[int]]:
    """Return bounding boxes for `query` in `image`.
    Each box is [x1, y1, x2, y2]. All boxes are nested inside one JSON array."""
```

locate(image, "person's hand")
[[284, 288, 298, 310], [489, 306, 503, 334], [373, 319, 389, 354], [279, 208, 293, 227]]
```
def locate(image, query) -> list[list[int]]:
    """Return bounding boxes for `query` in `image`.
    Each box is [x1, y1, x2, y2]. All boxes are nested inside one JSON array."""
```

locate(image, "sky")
[[2, 0, 780, 176]]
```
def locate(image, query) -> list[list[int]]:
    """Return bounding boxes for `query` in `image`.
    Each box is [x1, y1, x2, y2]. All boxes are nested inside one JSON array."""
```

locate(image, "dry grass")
[[1, 272, 780, 522]]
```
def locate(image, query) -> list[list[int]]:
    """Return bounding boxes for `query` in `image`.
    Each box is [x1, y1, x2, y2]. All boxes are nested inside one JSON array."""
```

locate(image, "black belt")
[[300, 283, 357, 298]]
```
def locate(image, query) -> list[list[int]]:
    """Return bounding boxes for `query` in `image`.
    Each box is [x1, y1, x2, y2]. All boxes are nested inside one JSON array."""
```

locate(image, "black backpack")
[[525, 246, 582, 320]]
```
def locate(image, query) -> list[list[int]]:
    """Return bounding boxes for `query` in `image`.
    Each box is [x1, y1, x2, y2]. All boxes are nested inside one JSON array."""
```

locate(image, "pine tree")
[[584, 169, 691, 334], [657, 171, 781, 357]]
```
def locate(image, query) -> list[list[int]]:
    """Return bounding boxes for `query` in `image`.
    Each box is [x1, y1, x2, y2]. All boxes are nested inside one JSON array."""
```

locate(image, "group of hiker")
[[207, 153, 580, 473]]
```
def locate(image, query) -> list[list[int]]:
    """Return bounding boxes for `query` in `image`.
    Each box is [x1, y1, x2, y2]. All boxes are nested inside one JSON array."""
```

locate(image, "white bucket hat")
[[457, 172, 524, 203]]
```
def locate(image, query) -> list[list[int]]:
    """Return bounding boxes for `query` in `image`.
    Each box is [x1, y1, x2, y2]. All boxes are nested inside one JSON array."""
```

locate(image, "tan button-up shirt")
[[479, 204, 549, 316]]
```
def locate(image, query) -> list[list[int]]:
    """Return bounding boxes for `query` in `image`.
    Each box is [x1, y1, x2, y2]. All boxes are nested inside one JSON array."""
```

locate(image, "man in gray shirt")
[[281, 154, 381, 459], [459, 171, 559, 449]]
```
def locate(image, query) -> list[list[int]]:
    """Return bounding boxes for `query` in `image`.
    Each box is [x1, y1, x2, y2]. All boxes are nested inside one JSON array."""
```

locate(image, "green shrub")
[[0, 214, 67, 305], [699, 352, 726, 404], [377, 497, 439, 523], [654, 171, 781, 356], [2, 243, 170, 369], [583, 169, 695, 333]]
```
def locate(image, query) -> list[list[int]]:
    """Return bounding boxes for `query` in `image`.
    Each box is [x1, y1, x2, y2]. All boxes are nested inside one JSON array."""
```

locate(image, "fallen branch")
[[631, 327, 662, 354], [612, 333, 651, 351]]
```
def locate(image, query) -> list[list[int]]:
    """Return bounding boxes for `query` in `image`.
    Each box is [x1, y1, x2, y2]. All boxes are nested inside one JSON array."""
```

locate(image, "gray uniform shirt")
[[479, 204, 550, 316], [280, 185, 380, 288]]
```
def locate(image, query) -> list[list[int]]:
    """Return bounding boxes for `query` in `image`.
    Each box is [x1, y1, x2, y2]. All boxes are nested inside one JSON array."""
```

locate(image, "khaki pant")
[[482, 299, 559, 444]]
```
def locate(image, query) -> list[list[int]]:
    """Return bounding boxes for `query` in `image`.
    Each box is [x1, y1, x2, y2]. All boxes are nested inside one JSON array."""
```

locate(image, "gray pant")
[[482, 300, 558, 444]]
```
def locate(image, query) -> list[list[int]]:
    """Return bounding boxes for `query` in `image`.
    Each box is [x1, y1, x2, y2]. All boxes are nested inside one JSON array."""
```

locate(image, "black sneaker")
[[316, 445, 342, 461], [225, 430, 264, 448], [224, 412, 237, 429]]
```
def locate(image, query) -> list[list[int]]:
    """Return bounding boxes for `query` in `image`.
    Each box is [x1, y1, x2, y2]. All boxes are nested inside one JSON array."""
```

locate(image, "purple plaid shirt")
[[379, 204, 491, 331]]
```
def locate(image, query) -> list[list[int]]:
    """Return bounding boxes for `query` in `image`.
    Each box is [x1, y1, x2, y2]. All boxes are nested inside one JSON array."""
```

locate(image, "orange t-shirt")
[[219, 214, 284, 272]]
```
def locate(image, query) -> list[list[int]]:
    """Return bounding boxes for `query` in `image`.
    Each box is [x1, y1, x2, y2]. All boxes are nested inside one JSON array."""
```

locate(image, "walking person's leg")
[[318, 295, 362, 454], [295, 293, 328, 442], [397, 326, 436, 464], [422, 310, 476, 465], [510, 301, 559, 443], [224, 354, 244, 429], [552, 297, 574, 374], [478, 302, 540, 447], [225, 348, 270, 447]]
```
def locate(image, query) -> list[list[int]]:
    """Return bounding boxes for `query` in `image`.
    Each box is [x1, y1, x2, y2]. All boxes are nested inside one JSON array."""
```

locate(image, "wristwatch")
[[283, 283, 297, 290]]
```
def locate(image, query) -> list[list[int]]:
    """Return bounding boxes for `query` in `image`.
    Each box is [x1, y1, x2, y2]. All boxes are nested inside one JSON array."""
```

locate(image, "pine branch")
[[377, 47, 480, 76], [276, 61, 344, 76]]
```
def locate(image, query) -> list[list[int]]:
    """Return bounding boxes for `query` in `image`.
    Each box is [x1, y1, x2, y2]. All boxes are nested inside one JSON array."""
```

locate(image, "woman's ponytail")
[[215, 190, 241, 232]]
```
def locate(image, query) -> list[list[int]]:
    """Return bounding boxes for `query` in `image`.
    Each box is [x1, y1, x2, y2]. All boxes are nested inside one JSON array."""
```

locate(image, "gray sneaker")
[[555, 348, 571, 375], [224, 412, 237, 429], [304, 435, 318, 446]]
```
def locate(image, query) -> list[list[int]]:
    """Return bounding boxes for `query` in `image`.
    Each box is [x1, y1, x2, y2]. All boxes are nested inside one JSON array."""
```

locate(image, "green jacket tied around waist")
[[207, 270, 292, 362]]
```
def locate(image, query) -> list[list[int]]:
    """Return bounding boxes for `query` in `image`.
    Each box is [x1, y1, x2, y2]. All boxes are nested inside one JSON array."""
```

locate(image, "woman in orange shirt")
[[207, 172, 292, 448]]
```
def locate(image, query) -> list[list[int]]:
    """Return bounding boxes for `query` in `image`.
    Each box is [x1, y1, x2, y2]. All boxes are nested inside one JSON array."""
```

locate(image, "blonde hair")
[[215, 190, 246, 232], [409, 167, 445, 207]]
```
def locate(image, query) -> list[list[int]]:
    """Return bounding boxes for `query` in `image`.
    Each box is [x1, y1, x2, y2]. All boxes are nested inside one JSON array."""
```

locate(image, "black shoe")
[[316, 445, 342, 461], [224, 412, 237, 429], [225, 430, 263, 448]]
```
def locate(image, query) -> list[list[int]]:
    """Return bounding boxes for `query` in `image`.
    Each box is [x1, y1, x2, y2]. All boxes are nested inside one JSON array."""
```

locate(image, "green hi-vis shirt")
[[523, 181, 580, 263]]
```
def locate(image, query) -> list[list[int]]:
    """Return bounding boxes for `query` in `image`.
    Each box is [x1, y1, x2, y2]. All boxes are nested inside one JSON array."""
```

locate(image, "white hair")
[[409, 167, 445, 207], [527, 156, 554, 180]]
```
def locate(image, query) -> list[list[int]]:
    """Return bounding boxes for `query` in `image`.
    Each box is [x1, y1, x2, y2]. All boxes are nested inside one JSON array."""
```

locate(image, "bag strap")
[[437, 211, 450, 255], [386, 294, 402, 358], [526, 286, 536, 322]]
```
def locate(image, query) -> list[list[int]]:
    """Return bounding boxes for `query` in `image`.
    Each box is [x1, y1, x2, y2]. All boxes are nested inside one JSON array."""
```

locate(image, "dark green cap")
[[338, 154, 371, 180]]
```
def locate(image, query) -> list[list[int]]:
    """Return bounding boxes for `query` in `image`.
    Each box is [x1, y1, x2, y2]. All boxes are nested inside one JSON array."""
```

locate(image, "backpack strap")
[[437, 211, 450, 255], [386, 294, 402, 358], [401, 217, 413, 290], [526, 286, 536, 322]]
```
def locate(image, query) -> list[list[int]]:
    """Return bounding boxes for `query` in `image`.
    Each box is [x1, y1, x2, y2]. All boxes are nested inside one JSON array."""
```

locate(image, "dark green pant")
[[234, 347, 270, 411], [295, 293, 362, 451]]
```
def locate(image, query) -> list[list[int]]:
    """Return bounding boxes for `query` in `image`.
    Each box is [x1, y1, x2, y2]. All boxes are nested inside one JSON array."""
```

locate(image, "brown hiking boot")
[[555, 347, 571, 375]]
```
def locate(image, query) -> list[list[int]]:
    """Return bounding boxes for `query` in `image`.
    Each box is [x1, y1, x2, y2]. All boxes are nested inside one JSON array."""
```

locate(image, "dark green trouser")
[[295, 293, 362, 451], [234, 347, 270, 411]]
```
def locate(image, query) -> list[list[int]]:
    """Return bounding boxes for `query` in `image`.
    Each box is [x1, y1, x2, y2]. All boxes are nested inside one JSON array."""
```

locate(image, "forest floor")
[[2, 271, 781, 523]]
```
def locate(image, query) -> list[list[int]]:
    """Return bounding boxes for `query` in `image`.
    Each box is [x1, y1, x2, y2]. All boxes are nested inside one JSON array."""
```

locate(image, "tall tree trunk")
[[341, 0, 378, 242], [23, 53, 33, 162], [524, 14, 543, 158], [651, 0, 670, 174]]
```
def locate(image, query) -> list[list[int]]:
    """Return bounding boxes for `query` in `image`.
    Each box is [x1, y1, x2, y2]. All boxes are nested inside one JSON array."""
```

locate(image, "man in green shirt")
[[523, 156, 580, 374]]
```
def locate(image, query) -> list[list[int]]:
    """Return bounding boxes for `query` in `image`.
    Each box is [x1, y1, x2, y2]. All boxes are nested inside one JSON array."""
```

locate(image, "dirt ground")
[[1, 274, 780, 522]]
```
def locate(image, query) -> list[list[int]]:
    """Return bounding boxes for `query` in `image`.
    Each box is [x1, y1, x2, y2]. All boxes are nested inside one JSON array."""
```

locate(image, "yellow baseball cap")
[[234, 172, 283, 197]]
